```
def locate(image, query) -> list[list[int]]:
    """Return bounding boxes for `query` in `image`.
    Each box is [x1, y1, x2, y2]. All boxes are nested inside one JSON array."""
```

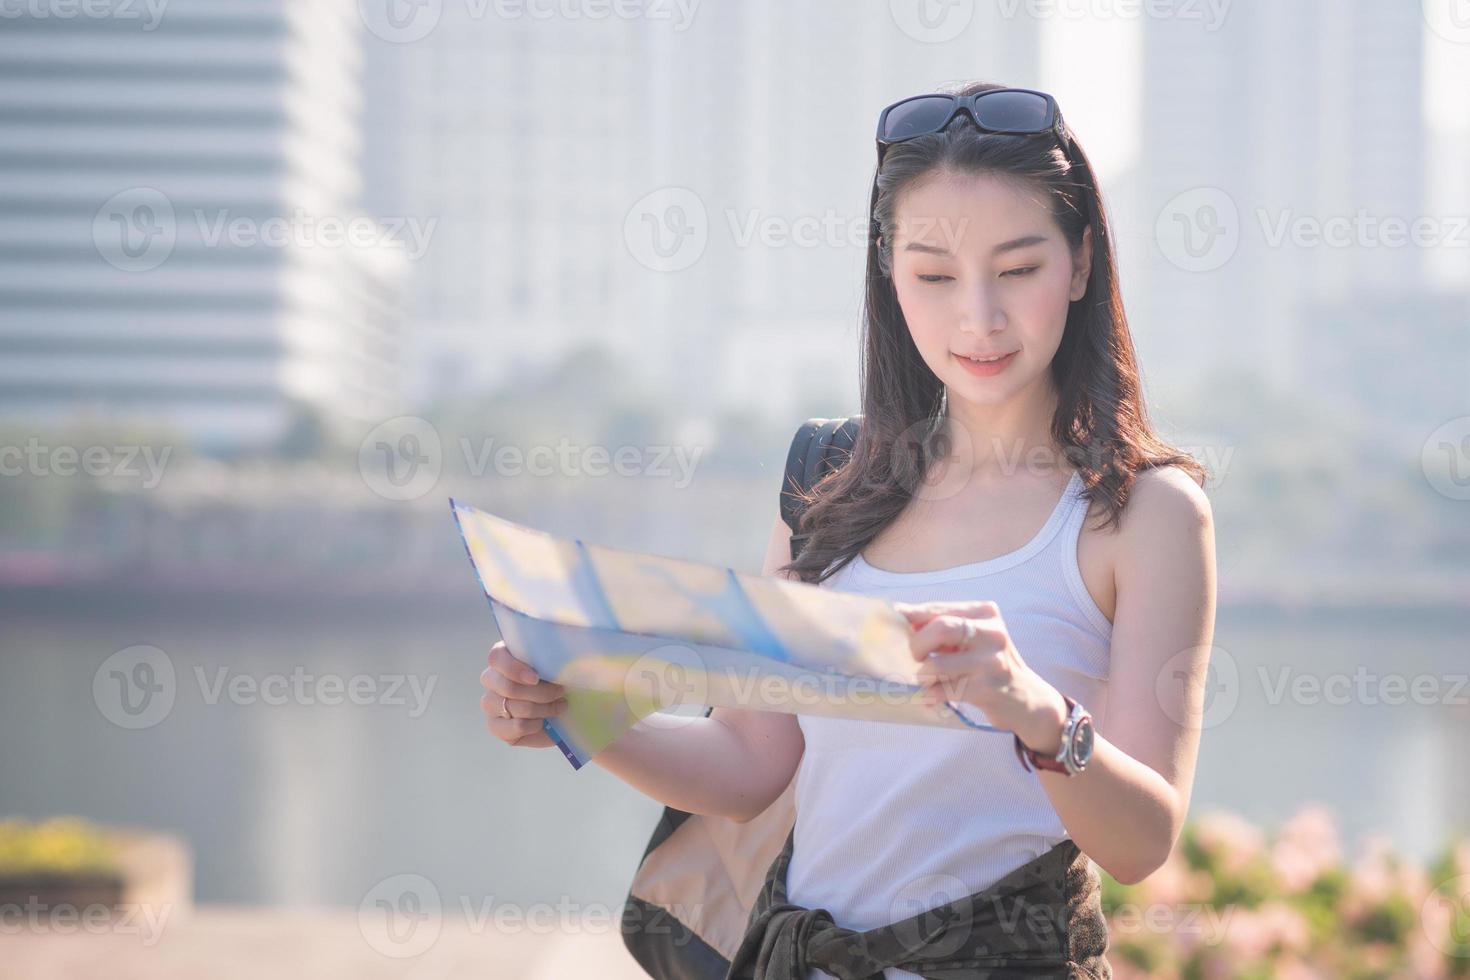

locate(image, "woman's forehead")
[[893, 173, 1053, 250]]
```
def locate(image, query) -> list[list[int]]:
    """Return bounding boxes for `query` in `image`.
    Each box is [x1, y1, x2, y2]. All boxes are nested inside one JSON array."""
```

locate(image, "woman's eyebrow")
[[902, 233, 1050, 257]]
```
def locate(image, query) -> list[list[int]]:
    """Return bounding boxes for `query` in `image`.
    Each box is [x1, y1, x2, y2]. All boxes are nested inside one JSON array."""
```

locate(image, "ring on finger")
[[501, 696, 514, 720]]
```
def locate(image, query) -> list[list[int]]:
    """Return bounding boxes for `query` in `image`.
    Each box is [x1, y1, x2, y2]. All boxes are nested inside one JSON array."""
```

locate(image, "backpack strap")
[[780, 416, 861, 562]]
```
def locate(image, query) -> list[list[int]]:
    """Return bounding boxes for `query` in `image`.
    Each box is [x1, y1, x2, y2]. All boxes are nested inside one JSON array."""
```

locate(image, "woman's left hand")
[[894, 599, 1070, 755]]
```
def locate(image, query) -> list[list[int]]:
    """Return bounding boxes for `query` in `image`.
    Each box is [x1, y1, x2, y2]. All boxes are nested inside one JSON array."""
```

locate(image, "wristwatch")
[[1013, 694, 1094, 776]]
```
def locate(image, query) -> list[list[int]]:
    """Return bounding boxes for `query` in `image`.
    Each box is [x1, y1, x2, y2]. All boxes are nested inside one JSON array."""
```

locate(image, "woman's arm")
[[591, 511, 805, 823], [1031, 465, 1217, 884]]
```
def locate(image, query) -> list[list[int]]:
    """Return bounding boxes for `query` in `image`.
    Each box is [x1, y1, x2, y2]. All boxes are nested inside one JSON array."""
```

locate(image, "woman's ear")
[[1069, 225, 1094, 302]]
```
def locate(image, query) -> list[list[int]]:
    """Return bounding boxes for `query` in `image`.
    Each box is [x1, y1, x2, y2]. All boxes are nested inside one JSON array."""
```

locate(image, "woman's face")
[[888, 171, 1093, 406]]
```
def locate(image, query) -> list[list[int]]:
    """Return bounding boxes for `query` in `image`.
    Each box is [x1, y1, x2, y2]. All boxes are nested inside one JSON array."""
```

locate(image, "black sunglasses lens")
[[881, 96, 957, 141], [973, 91, 1052, 132]]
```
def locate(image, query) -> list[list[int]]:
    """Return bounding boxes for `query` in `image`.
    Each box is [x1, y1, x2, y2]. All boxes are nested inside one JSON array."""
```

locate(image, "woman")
[[482, 80, 1217, 979]]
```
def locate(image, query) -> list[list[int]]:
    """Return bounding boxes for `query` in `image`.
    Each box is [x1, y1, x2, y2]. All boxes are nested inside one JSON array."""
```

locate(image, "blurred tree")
[[274, 401, 330, 460]]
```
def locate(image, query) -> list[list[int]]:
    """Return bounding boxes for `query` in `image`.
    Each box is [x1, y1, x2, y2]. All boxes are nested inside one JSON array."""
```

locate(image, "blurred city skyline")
[[2, 0, 1466, 448]]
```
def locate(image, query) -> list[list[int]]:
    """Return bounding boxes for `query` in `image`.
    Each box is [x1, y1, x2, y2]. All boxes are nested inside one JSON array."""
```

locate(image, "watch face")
[[1071, 716, 1095, 764]]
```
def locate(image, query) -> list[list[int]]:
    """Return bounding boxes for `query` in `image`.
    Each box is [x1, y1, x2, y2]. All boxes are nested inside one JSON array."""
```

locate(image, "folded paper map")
[[450, 498, 1004, 769]]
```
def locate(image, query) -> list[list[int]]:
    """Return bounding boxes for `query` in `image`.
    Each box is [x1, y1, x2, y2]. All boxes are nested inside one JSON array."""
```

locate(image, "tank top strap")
[[1051, 470, 1114, 640]]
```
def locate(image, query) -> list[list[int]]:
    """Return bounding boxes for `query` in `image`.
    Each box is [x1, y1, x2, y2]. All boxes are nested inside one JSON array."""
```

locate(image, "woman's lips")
[[954, 351, 1017, 377]]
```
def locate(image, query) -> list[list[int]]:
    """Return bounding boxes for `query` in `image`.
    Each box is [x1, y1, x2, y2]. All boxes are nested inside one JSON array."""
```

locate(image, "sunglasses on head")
[[876, 88, 1070, 163], [869, 88, 1071, 244]]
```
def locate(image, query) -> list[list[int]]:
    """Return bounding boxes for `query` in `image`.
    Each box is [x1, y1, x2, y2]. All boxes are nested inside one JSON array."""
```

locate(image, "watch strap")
[[1014, 694, 1079, 774]]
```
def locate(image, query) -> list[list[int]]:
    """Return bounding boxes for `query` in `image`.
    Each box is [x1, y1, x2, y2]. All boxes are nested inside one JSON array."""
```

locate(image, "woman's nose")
[[957, 281, 1004, 331]]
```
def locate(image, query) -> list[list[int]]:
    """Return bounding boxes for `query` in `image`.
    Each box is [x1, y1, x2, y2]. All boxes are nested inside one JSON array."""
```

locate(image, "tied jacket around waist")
[[725, 825, 1112, 980]]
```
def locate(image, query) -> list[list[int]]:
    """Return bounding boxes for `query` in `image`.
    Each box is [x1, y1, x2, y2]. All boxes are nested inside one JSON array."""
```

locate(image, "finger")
[[915, 655, 984, 694], [893, 601, 942, 628], [508, 730, 556, 749], [912, 614, 1007, 660], [489, 642, 546, 686], [481, 665, 565, 702], [908, 615, 976, 659], [487, 715, 546, 743], [481, 691, 568, 720], [490, 643, 564, 696], [895, 600, 999, 630], [482, 663, 565, 703]]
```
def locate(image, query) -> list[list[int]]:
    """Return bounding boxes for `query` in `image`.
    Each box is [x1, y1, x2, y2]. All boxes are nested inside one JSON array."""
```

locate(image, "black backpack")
[[779, 416, 862, 563], [618, 415, 861, 980]]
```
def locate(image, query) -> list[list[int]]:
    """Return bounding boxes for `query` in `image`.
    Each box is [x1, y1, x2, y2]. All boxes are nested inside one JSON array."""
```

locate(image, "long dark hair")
[[781, 80, 1206, 585]]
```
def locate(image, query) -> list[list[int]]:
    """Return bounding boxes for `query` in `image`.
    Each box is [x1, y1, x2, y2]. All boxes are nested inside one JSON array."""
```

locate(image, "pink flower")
[[1218, 900, 1310, 961], [1345, 835, 1402, 911], [1270, 804, 1341, 894], [1217, 908, 1264, 961], [1455, 840, 1470, 878], [1193, 809, 1265, 877], [1137, 844, 1211, 907], [1273, 956, 1326, 980]]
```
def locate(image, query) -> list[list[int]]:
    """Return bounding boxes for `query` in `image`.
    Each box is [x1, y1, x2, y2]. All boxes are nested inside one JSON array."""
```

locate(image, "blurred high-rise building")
[[362, 1, 1040, 422], [1136, 0, 1427, 393], [363, 5, 657, 408], [0, 0, 405, 452]]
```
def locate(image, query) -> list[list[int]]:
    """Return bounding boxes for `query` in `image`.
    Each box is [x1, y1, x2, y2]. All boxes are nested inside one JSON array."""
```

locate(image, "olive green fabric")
[[725, 826, 1111, 979]]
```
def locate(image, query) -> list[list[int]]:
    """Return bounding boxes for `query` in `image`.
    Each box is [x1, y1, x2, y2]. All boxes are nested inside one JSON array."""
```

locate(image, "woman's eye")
[[917, 274, 951, 283], [1001, 266, 1038, 278]]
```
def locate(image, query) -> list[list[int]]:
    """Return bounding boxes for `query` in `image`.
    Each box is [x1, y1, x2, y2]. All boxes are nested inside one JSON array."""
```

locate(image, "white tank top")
[[786, 469, 1112, 980]]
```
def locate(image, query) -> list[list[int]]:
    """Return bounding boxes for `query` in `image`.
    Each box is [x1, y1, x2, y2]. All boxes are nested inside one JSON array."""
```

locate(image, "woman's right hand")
[[481, 640, 569, 749]]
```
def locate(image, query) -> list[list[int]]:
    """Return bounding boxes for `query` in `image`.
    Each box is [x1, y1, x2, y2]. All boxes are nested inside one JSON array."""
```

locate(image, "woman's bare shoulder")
[[1119, 464, 1212, 534]]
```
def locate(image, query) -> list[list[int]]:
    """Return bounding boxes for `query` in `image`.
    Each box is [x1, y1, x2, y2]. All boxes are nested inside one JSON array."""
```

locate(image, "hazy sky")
[[1039, 16, 1143, 182], [1040, 14, 1470, 184]]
